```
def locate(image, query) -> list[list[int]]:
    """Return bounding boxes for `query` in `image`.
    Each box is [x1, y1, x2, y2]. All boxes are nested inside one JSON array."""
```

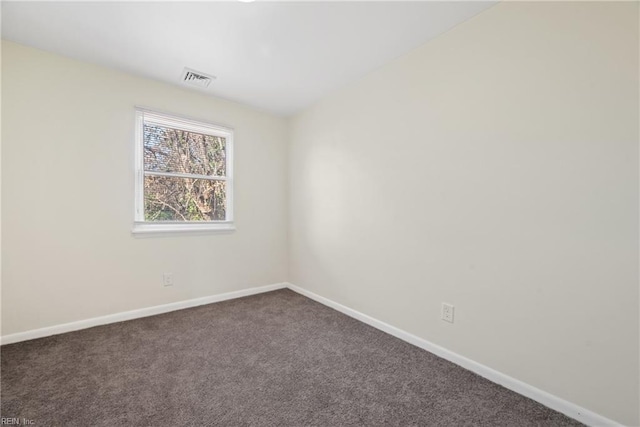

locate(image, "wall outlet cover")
[[441, 303, 454, 323]]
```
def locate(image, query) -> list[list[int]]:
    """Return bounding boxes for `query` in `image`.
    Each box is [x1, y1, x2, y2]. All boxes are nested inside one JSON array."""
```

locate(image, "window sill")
[[132, 221, 235, 237]]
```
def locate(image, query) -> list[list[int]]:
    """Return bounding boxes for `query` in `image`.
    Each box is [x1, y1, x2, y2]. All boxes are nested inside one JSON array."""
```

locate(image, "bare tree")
[[143, 125, 226, 221]]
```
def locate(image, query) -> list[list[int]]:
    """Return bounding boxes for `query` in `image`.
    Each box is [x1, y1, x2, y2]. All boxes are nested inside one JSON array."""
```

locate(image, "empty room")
[[1, 1, 638, 426]]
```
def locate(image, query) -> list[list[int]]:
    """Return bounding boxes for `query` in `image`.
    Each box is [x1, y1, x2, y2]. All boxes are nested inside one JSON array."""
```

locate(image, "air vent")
[[181, 67, 216, 88]]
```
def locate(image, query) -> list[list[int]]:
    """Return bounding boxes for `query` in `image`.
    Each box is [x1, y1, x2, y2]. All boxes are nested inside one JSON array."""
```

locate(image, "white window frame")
[[133, 107, 235, 235]]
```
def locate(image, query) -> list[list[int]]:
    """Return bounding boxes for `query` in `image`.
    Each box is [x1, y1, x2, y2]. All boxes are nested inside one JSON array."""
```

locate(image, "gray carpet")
[[1, 289, 583, 426]]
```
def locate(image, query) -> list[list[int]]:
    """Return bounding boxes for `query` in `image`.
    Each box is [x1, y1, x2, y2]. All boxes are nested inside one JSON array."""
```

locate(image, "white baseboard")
[[0, 280, 623, 427], [0, 283, 287, 345], [285, 283, 621, 427]]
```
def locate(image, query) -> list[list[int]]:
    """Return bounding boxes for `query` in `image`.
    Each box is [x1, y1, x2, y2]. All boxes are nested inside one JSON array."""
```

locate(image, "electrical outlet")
[[441, 303, 454, 323], [162, 273, 174, 287]]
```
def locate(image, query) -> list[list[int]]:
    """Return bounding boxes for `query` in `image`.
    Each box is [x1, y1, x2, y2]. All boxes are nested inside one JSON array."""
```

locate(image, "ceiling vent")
[[181, 67, 216, 88]]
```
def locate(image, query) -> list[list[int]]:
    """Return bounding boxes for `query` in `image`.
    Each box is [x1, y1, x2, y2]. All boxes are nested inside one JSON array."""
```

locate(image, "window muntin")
[[134, 108, 234, 234]]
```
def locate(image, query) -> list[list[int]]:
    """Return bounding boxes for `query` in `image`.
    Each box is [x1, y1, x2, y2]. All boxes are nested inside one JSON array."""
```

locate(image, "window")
[[133, 108, 234, 234]]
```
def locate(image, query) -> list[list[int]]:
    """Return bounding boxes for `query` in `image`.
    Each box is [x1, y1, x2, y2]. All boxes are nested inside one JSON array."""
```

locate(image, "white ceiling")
[[1, 1, 495, 116]]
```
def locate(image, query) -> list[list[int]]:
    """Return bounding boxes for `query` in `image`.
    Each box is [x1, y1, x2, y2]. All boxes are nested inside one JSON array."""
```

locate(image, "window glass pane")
[[144, 176, 226, 221], [143, 124, 226, 176]]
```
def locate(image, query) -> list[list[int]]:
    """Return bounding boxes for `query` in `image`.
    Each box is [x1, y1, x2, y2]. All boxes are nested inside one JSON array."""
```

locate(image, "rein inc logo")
[[1, 418, 35, 425]]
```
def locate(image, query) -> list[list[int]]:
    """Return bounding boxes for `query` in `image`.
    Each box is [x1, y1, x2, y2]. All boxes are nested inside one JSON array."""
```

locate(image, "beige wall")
[[1, 41, 288, 335], [289, 2, 639, 425]]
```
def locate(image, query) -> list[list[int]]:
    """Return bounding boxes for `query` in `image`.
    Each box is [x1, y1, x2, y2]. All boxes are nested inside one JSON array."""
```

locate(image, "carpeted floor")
[[1, 289, 583, 426]]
